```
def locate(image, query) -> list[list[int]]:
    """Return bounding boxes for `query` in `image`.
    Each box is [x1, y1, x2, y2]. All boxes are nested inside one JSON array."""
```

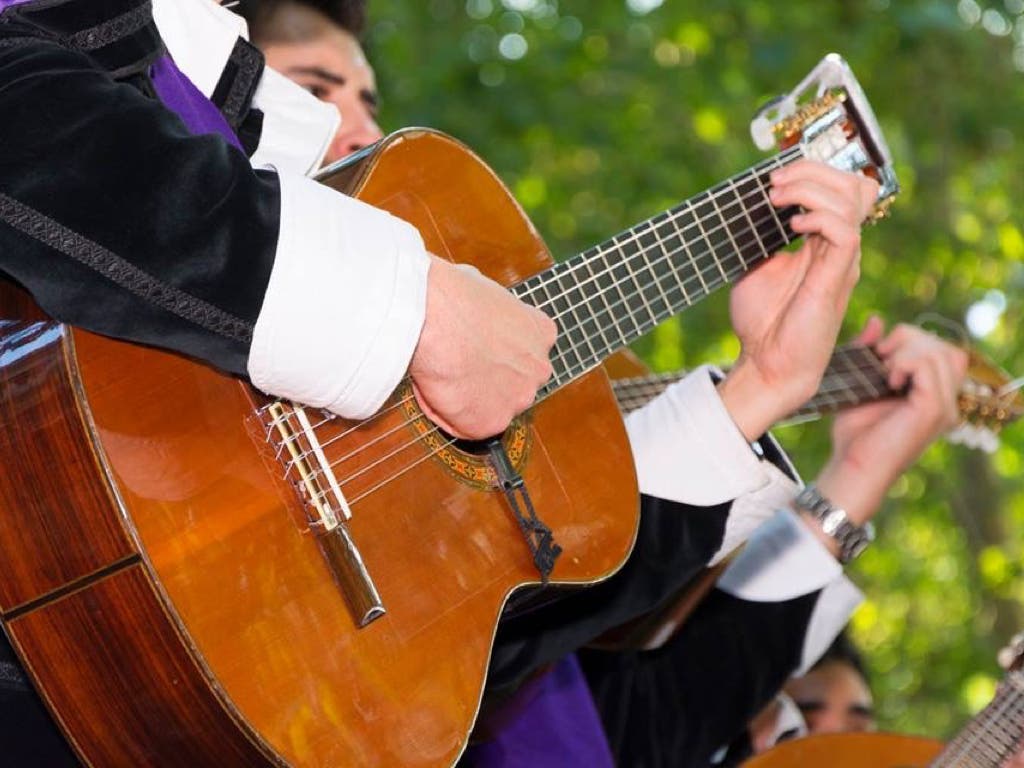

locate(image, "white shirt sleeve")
[[247, 170, 430, 419], [626, 365, 775, 506], [718, 508, 864, 674]]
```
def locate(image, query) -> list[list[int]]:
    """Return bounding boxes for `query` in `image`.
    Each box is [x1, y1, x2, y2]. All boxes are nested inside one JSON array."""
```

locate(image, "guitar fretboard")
[[931, 671, 1024, 766], [512, 146, 805, 401], [612, 344, 894, 421]]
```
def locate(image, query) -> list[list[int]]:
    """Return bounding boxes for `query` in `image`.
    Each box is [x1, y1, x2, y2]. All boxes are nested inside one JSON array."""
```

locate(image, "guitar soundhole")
[[436, 431, 495, 457], [397, 383, 531, 489]]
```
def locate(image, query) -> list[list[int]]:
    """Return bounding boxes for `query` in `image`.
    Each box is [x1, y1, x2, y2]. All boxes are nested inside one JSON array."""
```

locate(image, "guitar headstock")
[[948, 349, 1024, 453], [750, 53, 899, 223]]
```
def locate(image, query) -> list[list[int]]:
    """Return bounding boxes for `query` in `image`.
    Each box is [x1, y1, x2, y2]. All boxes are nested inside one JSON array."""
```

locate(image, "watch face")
[[821, 508, 847, 536]]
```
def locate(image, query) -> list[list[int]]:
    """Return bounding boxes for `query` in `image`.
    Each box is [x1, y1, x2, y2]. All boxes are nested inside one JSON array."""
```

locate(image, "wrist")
[[717, 358, 812, 442], [793, 484, 875, 564], [814, 457, 889, 527], [716, 361, 776, 442]]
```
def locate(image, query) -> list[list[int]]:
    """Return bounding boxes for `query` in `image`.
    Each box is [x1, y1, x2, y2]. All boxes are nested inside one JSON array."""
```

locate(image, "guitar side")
[[0, 129, 640, 766], [742, 732, 943, 767]]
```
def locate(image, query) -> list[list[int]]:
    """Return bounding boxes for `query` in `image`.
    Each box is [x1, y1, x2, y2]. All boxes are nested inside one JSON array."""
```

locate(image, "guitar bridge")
[[259, 401, 385, 627]]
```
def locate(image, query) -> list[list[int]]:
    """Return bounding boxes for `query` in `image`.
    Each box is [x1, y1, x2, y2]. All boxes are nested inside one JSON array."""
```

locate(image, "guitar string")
[[273, 180, 800, 470], [612, 348, 889, 406], [615, 367, 887, 413], [945, 675, 1024, 765], [938, 681, 1024, 765], [962, 687, 1023, 764], [270, 147, 802, 442], [975, 681, 1024, 762], [303, 355, 894, 514], [276, 192, 794, 489], [274, 151, 819, 499], [287, 333, 887, 510], [512, 146, 803, 306]]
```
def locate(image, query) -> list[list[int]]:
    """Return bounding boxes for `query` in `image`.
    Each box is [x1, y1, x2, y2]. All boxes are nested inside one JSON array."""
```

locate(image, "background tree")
[[366, 0, 1024, 738]]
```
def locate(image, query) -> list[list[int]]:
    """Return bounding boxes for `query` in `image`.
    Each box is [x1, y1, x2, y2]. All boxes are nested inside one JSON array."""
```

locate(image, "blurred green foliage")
[[365, 0, 1024, 740]]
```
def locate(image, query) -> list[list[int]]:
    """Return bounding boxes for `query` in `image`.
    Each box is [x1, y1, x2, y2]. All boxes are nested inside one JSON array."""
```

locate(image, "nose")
[[327, 118, 384, 163]]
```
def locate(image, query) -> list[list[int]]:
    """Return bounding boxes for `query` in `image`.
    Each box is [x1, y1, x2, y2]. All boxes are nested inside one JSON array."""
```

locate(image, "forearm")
[[0, 32, 428, 418]]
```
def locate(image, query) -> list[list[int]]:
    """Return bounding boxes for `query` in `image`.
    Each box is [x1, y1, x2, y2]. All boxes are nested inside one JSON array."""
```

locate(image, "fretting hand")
[[409, 256, 557, 440], [813, 318, 968, 528], [717, 160, 879, 441]]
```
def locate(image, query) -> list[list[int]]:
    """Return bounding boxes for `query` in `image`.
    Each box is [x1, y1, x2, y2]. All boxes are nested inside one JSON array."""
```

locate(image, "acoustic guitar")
[[613, 343, 1024, 450], [595, 344, 1024, 652], [743, 635, 1024, 767], [0, 55, 896, 766]]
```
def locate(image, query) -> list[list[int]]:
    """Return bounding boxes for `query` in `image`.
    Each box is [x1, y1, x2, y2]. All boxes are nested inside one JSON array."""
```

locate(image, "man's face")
[[783, 659, 875, 735], [264, 27, 383, 164]]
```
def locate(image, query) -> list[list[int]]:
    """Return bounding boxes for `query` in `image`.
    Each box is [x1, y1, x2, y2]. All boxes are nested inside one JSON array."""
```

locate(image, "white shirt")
[[152, 0, 431, 419]]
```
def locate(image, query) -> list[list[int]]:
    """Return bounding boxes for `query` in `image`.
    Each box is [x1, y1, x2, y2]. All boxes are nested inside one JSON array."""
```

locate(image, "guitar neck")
[[513, 145, 805, 401], [931, 671, 1024, 766], [613, 344, 895, 419]]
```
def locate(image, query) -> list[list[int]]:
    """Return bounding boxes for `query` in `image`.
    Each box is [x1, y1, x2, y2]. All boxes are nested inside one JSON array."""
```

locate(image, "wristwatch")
[[794, 485, 875, 564]]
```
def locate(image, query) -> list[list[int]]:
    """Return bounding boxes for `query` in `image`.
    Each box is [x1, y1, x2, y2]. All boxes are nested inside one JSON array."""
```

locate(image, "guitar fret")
[[652, 211, 694, 308], [518, 147, 805, 403], [728, 176, 770, 264], [556, 268, 603, 371], [708, 186, 746, 273], [613, 230, 661, 332], [632, 221, 675, 319], [580, 251, 627, 354], [670, 203, 712, 297], [690, 193, 731, 285], [758, 157, 791, 241]]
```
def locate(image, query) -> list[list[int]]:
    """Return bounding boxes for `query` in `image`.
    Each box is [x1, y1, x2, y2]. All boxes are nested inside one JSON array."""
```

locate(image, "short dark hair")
[[239, 0, 367, 44], [813, 630, 869, 687]]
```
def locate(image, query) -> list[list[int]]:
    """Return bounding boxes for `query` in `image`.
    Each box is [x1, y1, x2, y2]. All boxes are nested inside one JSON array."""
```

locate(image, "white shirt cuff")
[[717, 508, 864, 674], [719, 508, 843, 599], [626, 365, 772, 507], [797, 577, 863, 674], [710, 464, 801, 565], [248, 171, 430, 419]]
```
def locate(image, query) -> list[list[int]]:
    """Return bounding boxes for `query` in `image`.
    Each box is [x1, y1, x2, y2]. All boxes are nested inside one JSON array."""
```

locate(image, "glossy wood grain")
[[8, 565, 278, 766], [0, 310, 136, 612], [742, 732, 943, 767], [2, 129, 639, 766]]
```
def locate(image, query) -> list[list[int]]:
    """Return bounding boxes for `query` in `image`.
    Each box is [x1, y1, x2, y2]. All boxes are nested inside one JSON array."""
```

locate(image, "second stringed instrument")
[[612, 343, 1024, 450], [594, 343, 1024, 652], [743, 634, 1024, 767], [0, 55, 896, 766]]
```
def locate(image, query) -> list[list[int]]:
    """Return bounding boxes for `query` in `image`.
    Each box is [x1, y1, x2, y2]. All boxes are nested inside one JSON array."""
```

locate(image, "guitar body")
[[0, 129, 639, 766], [742, 732, 944, 767]]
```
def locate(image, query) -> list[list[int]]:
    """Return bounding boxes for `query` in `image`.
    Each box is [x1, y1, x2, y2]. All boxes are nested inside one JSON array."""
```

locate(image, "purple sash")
[[0, 0, 241, 148]]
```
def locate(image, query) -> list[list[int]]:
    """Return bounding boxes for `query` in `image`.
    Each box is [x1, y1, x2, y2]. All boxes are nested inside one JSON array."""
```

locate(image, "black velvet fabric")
[[484, 494, 731, 700], [580, 588, 820, 768], [5, 0, 164, 79], [0, 10, 279, 376], [211, 37, 266, 132]]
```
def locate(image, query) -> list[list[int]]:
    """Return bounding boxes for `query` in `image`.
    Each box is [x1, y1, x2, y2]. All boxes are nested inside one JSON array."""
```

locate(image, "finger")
[[412, 381, 471, 440], [874, 323, 915, 358], [770, 178, 860, 223], [791, 210, 862, 290], [772, 161, 880, 221], [854, 315, 886, 346], [531, 307, 559, 347]]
